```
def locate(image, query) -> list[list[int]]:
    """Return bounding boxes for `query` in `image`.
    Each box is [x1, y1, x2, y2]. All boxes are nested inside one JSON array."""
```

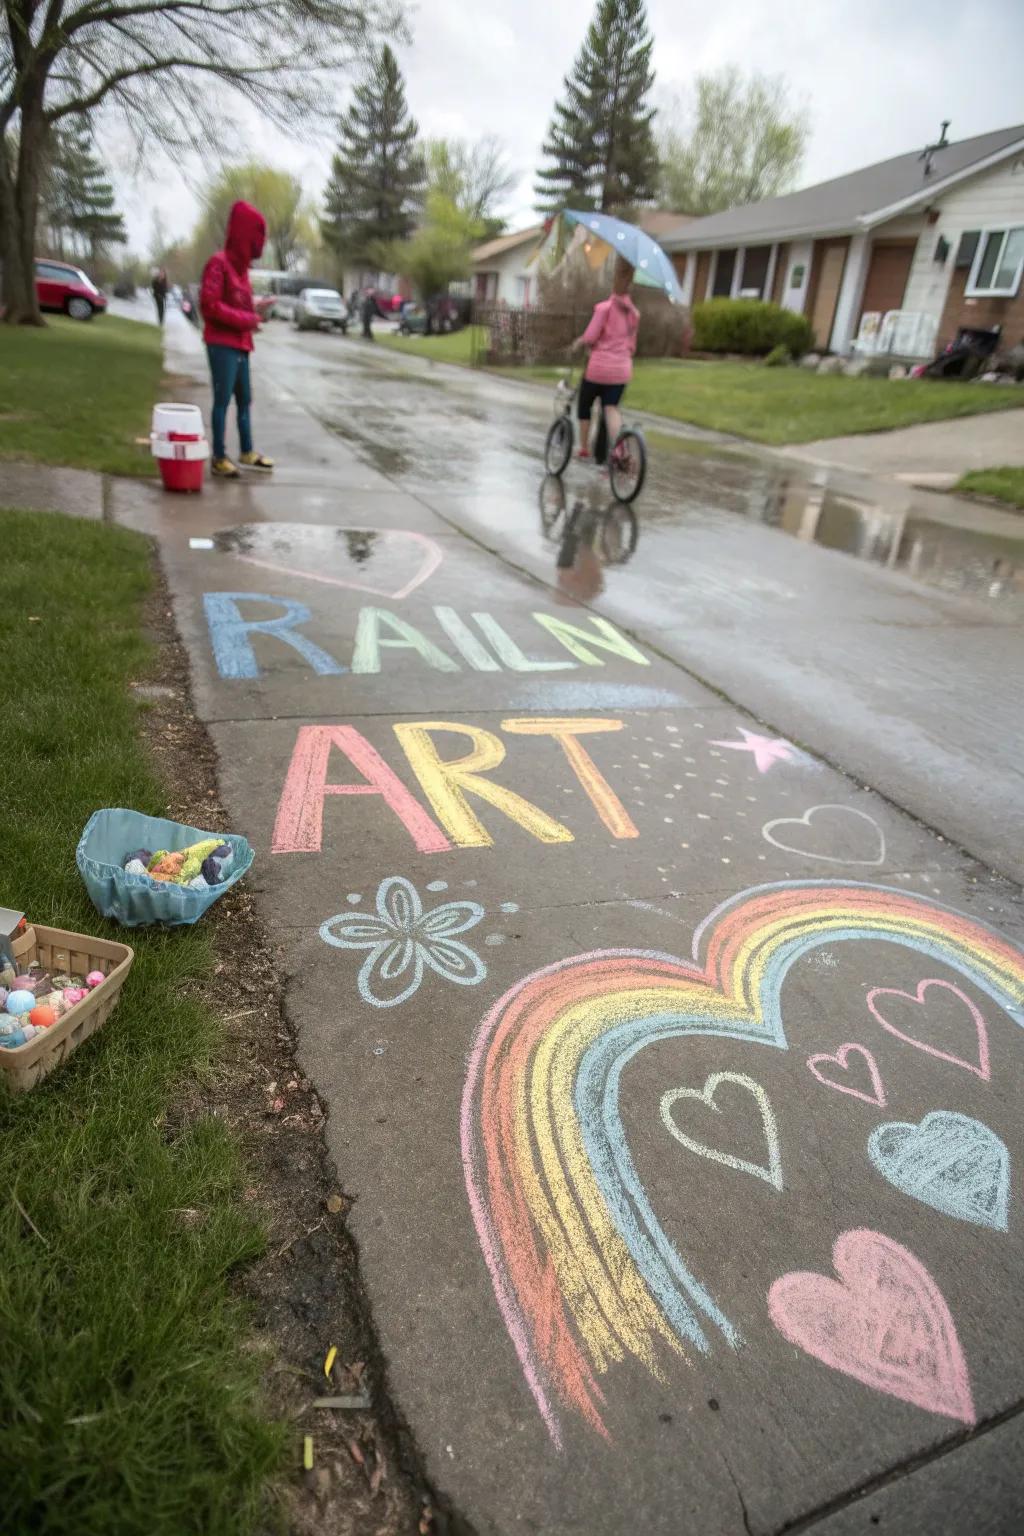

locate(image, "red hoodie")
[[200, 200, 266, 352]]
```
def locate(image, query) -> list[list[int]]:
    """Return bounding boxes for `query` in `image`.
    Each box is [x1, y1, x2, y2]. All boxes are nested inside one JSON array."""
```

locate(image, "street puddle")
[[748, 473, 1024, 607], [212, 521, 439, 596]]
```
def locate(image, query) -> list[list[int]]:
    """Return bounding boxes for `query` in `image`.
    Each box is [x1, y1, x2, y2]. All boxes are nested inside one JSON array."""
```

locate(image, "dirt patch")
[[137, 570, 470, 1536]]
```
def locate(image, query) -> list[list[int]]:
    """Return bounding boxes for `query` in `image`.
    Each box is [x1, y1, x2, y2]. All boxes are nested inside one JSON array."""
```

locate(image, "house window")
[[711, 249, 736, 297], [966, 228, 1024, 297], [739, 245, 771, 298]]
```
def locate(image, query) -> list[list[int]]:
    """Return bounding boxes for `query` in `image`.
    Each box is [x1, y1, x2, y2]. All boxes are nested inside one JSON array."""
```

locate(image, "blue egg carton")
[[77, 808, 255, 927]]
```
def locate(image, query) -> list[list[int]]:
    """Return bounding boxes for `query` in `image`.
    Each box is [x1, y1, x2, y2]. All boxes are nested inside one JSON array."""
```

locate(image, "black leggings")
[[577, 378, 626, 419]]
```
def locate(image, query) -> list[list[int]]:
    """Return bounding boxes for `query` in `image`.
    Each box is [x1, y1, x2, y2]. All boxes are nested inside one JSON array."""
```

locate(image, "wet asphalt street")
[[121, 311, 1024, 1535]]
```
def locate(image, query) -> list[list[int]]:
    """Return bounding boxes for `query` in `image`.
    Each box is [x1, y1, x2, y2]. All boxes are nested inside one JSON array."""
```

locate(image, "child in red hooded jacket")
[[200, 200, 274, 477]]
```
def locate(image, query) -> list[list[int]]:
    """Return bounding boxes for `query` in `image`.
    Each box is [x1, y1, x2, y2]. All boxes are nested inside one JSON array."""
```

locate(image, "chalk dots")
[[426, 880, 449, 892], [500, 902, 519, 913], [347, 893, 362, 905]]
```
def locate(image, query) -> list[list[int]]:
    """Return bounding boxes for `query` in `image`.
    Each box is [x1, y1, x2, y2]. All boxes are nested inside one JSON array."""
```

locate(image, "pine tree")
[[321, 45, 425, 267], [535, 0, 659, 214], [43, 120, 127, 260]]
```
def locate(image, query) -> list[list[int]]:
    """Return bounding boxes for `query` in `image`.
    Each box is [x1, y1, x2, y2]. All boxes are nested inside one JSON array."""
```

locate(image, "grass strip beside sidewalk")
[[0, 510, 280, 1535], [955, 466, 1024, 509], [0, 316, 162, 476], [375, 335, 1020, 444]]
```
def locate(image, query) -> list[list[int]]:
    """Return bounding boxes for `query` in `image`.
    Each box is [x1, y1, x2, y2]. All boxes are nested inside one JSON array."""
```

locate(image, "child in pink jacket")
[[571, 258, 639, 460]]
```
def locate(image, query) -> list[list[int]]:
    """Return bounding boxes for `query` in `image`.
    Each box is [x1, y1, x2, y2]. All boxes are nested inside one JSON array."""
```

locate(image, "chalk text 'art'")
[[272, 719, 639, 854]]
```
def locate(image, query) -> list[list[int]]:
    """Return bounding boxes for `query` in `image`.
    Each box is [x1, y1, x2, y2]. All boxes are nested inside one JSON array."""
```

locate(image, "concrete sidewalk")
[[782, 405, 1024, 486]]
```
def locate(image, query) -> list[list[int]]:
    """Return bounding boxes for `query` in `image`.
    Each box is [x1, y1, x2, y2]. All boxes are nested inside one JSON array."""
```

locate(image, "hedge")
[[692, 298, 815, 357]]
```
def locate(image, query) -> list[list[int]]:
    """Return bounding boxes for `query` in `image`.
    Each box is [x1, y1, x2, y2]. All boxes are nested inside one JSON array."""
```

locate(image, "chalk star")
[[710, 727, 803, 774]]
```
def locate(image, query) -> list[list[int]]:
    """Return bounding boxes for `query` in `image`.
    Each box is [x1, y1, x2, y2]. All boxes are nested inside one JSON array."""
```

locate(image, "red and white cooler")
[[151, 402, 209, 493]]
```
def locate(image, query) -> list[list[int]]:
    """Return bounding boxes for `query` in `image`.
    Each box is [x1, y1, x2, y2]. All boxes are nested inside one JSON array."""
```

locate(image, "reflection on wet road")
[[264, 327, 1024, 613]]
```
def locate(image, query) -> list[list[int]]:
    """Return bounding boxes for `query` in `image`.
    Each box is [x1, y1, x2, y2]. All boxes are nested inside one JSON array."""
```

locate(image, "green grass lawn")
[[324, 320, 1021, 446], [0, 315, 162, 476], [0, 511, 281, 1535], [954, 466, 1024, 508], [588, 360, 1023, 445], [376, 325, 480, 364]]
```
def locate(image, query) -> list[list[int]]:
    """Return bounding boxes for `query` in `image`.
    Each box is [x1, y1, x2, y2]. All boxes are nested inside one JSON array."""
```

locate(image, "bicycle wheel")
[[600, 505, 639, 563], [609, 428, 647, 504], [539, 473, 567, 536], [544, 415, 573, 476]]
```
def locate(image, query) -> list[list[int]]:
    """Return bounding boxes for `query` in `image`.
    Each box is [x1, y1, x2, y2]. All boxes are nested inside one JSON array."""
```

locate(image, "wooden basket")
[[1, 924, 134, 1093]]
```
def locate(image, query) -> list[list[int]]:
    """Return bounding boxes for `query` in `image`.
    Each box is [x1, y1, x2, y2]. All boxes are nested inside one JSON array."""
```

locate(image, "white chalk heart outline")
[[660, 1071, 783, 1190], [232, 527, 443, 601], [761, 804, 886, 867]]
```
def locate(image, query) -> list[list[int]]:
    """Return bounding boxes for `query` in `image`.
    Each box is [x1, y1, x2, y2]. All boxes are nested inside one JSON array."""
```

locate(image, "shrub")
[[692, 298, 814, 357], [764, 343, 792, 367]]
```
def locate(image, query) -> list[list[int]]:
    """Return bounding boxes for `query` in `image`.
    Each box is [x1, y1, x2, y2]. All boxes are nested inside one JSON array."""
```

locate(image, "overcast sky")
[[115, 0, 1024, 256]]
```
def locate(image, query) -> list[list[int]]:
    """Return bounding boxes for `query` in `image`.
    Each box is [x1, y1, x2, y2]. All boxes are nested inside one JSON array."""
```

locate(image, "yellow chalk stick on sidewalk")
[[303, 1435, 314, 1471], [324, 1345, 338, 1379]]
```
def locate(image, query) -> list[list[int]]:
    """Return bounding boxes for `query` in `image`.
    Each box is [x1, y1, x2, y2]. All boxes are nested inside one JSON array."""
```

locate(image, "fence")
[[470, 291, 690, 368], [470, 306, 582, 367]]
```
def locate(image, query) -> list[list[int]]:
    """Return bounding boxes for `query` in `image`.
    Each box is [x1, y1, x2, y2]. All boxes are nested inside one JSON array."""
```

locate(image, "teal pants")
[[206, 344, 252, 460]]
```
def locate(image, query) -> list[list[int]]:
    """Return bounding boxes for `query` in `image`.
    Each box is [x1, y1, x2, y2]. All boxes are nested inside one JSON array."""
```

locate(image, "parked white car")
[[292, 288, 349, 333]]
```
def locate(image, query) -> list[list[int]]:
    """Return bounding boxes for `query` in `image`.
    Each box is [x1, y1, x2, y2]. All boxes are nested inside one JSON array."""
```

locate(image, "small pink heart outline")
[[807, 1043, 886, 1106], [233, 528, 443, 601], [867, 978, 990, 1080], [768, 1228, 975, 1425]]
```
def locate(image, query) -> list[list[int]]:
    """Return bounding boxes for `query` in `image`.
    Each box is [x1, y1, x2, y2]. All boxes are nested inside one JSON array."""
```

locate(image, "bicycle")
[[544, 367, 647, 505]]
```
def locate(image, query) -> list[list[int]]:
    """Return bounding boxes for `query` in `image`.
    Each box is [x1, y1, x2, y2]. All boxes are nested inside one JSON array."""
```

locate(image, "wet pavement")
[[249, 322, 1024, 881], [117, 313, 1024, 1535]]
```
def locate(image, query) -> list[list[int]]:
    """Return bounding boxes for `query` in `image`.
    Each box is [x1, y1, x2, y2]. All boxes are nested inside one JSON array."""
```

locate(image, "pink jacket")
[[581, 294, 639, 384]]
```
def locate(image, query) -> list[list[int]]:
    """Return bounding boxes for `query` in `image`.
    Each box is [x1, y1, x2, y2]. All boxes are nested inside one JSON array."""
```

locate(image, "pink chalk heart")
[[867, 979, 990, 1080], [222, 522, 443, 601], [807, 1043, 886, 1106], [769, 1229, 975, 1424]]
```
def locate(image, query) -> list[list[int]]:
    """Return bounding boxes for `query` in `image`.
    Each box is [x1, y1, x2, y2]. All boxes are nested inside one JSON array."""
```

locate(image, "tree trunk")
[[1, 90, 46, 325]]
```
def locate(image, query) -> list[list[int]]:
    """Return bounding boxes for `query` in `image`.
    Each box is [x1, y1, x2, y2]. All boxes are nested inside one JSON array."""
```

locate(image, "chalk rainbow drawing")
[[460, 880, 1024, 1446]]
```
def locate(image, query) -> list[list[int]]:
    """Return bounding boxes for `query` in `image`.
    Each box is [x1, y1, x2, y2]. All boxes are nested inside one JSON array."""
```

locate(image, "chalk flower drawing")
[[321, 876, 486, 1008]]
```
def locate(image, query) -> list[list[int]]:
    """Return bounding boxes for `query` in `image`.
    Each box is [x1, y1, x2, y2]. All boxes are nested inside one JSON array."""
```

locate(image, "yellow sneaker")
[[211, 457, 240, 478], [239, 450, 274, 471]]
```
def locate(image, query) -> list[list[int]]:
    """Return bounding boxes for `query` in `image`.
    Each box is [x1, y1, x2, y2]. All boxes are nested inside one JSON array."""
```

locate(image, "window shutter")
[[954, 231, 980, 269]]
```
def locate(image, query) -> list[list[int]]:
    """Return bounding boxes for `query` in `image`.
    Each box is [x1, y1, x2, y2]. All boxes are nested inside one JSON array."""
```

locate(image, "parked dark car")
[[35, 258, 107, 319]]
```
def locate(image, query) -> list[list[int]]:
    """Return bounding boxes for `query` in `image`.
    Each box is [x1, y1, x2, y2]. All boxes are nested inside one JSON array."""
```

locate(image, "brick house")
[[661, 123, 1024, 357]]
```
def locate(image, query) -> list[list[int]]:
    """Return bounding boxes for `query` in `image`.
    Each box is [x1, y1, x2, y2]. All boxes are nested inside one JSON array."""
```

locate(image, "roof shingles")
[[662, 124, 1024, 249]]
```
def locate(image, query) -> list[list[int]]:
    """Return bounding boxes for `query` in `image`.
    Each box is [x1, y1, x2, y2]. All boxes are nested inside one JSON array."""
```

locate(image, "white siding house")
[[472, 226, 544, 307]]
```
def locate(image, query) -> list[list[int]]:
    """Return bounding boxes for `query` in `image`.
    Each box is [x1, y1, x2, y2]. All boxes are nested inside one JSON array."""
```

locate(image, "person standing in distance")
[[150, 266, 168, 326], [199, 200, 275, 478]]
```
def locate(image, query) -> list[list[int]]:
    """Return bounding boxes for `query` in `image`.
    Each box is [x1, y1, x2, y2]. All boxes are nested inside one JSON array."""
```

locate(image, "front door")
[[810, 241, 848, 348], [858, 239, 917, 323]]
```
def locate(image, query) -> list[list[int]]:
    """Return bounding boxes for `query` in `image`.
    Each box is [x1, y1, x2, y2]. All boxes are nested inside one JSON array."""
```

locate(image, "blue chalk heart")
[[868, 1111, 1009, 1231]]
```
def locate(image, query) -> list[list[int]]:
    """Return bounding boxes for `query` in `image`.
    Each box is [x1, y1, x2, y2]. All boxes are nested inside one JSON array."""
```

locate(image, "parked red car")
[[35, 258, 107, 320]]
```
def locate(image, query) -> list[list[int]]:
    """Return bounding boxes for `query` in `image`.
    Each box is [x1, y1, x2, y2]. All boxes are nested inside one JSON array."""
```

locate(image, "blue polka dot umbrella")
[[563, 209, 686, 303]]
